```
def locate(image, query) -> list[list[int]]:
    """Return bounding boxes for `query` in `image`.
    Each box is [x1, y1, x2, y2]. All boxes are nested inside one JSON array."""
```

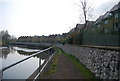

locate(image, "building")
[[93, 2, 120, 34]]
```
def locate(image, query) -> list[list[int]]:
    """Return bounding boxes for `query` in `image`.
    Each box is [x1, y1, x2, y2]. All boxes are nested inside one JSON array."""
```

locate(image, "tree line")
[[0, 30, 17, 46]]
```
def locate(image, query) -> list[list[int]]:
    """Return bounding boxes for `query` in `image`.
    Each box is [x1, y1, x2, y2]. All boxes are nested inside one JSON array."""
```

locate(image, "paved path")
[[40, 53, 85, 79]]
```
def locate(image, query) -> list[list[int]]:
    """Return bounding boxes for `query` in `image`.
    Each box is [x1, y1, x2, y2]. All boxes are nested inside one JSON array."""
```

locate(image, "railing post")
[[0, 70, 2, 81], [39, 57, 41, 72]]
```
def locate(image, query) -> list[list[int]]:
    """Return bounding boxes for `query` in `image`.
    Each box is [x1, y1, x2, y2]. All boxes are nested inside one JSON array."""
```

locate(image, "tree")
[[0, 30, 17, 45], [0, 30, 10, 45], [74, 0, 94, 45], [10, 35, 17, 42], [78, 0, 94, 29]]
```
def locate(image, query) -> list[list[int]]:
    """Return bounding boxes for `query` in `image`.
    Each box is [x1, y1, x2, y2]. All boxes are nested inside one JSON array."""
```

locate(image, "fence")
[[83, 32, 120, 46]]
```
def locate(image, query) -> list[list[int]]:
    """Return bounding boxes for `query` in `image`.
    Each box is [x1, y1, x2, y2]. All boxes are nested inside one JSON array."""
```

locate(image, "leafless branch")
[[78, 0, 94, 29]]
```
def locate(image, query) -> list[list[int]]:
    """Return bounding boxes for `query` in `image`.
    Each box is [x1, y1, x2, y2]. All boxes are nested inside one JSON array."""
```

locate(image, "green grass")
[[59, 48, 99, 80], [45, 47, 60, 75]]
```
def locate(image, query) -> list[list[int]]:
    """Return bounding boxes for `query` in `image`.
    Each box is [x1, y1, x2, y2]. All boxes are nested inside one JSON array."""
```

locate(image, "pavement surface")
[[40, 53, 85, 79]]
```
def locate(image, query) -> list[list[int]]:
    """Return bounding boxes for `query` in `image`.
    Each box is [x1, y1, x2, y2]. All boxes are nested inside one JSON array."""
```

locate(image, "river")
[[0, 46, 51, 79]]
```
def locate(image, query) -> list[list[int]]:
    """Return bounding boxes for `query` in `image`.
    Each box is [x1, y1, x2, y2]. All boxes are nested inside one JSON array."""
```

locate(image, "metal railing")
[[0, 46, 55, 80]]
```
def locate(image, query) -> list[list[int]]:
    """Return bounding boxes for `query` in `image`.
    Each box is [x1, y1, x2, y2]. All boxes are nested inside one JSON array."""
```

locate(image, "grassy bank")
[[47, 47, 60, 75], [40, 47, 60, 78]]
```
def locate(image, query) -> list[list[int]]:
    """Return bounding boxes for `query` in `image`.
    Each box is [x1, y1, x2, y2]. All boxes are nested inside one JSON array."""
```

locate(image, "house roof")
[[95, 15, 104, 24], [76, 24, 84, 29], [103, 11, 111, 19], [95, 1, 120, 24], [96, 11, 111, 22], [69, 21, 94, 33], [110, 2, 120, 12]]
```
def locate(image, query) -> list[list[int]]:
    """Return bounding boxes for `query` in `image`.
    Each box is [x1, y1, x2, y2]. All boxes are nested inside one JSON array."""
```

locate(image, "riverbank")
[[39, 48, 97, 80]]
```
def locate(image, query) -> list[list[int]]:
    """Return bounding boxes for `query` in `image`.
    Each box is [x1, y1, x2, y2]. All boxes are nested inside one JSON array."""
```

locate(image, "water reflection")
[[0, 46, 51, 79], [1, 46, 40, 59], [17, 50, 51, 59], [0, 47, 18, 59], [17, 50, 37, 56], [13, 47, 40, 52], [1, 48, 10, 59]]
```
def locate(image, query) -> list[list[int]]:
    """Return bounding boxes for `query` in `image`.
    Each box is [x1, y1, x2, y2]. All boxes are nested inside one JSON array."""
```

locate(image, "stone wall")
[[56, 44, 119, 79]]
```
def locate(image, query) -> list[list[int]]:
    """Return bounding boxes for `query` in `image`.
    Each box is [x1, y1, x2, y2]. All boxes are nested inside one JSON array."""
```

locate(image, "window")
[[105, 20, 108, 24], [92, 28, 94, 30], [115, 13, 118, 18], [109, 13, 113, 16], [114, 22, 119, 31], [105, 29, 109, 33], [98, 24, 100, 28], [84, 29, 86, 31]]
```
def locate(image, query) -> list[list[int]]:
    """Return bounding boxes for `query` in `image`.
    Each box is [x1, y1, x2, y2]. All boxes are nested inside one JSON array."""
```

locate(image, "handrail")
[[1, 46, 54, 72], [33, 51, 55, 80]]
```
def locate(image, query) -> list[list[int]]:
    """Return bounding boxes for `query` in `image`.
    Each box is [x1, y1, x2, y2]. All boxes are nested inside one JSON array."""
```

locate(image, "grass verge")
[[41, 47, 60, 77]]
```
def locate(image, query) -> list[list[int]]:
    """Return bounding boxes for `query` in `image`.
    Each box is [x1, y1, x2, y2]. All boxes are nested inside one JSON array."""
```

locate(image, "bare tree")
[[78, 0, 94, 29]]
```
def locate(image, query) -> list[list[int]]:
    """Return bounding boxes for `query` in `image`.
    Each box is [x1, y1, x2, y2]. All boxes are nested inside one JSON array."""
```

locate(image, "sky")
[[0, 0, 119, 38]]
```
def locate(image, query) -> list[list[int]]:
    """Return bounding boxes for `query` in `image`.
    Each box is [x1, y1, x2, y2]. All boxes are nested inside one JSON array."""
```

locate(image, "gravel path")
[[40, 53, 85, 79]]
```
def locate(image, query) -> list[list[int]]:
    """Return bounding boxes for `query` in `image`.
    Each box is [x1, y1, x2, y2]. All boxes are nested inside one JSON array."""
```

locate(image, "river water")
[[0, 46, 50, 79]]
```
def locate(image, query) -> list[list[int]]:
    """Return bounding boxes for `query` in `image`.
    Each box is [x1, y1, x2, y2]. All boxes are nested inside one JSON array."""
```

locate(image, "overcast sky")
[[0, 0, 119, 38]]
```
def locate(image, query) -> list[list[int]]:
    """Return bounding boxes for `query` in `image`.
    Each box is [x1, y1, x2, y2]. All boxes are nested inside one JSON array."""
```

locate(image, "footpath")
[[38, 48, 95, 80], [42, 54, 84, 79]]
